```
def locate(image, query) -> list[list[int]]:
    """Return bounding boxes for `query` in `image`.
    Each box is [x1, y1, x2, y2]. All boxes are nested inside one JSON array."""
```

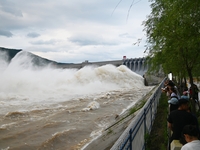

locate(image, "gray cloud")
[[0, 0, 124, 31], [68, 36, 117, 46], [0, 0, 151, 63], [0, 30, 13, 37], [27, 32, 40, 38], [30, 39, 58, 45], [119, 33, 136, 39], [0, 1, 23, 17]]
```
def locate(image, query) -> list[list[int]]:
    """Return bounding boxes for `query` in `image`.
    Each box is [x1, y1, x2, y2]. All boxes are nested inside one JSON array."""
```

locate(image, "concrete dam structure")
[[58, 57, 148, 76], [0, 47, 148, 76], [122, 57, 148, 76]]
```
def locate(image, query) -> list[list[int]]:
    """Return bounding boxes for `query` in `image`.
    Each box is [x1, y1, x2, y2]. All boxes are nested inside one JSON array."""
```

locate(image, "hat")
[[182, 125, 199, 137], [181, 95, 189, 100], [168, 97, 178, 105], [178, 98, 189, 106]]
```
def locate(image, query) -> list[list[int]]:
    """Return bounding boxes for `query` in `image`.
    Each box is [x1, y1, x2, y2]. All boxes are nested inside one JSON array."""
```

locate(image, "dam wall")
[[56, 60, 123, 69], [57, 58, 148, 76], [122, 58, 148, 76]]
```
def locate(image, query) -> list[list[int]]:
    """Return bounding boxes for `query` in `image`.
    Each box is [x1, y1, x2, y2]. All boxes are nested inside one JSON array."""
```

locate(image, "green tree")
[[143, 0, 200, 112]]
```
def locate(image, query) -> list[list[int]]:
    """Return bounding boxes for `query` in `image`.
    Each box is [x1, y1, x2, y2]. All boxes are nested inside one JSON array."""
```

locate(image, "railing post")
[[144, 108, 146, 149], [150, 98, 153, 130], [129, 128, 132, 150]]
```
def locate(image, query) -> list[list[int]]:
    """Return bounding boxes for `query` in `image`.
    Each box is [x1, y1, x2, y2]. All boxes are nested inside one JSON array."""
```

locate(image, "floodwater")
[[0, 51, 153, 150]]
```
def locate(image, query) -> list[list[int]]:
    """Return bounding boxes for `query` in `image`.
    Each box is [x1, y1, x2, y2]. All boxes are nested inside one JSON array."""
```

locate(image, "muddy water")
[[0, 51, 153, 150], [0, 88, 153, 150]]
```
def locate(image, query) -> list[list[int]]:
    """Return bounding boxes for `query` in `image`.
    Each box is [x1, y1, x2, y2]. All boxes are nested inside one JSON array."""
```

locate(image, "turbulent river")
[[0, 51, 153, 150]]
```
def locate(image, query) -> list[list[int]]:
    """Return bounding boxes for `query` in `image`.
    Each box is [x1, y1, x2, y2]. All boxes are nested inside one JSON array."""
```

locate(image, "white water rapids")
[[0, 51, 153, 150]]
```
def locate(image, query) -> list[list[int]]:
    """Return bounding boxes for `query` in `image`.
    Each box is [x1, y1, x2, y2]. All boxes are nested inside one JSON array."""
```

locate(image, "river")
[[0, 51, 153, 150]]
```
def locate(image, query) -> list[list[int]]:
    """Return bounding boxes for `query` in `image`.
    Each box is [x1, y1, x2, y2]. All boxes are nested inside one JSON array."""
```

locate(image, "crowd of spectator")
[[161, 79, 200, 150]]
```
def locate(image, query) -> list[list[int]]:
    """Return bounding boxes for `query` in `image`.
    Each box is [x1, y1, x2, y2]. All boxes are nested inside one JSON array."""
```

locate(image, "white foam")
[[0, 51, 145, 114], [1, 147, 10, 150], [82, 101, 100, 111]]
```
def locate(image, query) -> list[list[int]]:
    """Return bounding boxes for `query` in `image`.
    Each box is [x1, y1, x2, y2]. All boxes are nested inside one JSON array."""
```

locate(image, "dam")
[[0, 47, 148, 76], [57, 57, 148, 76]]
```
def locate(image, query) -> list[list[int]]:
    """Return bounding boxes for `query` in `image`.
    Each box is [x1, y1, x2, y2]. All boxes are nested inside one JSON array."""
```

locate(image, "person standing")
[[181, 125, 200, 150], [168, 97, 179, 112], [167, 98, 197, 143], [189, 84, 199, 101]]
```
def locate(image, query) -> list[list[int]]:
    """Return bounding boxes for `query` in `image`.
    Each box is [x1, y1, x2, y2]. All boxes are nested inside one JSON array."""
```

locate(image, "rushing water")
[[0, 51, 153, 150]]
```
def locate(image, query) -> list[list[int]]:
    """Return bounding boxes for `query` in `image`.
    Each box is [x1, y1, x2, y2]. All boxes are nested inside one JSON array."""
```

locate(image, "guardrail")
[[111, 78, 166, 150]]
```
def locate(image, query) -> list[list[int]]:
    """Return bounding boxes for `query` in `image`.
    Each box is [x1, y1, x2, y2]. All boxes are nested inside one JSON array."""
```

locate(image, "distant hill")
[[0, 47, 22, 62], [0, 47, 72, 68]]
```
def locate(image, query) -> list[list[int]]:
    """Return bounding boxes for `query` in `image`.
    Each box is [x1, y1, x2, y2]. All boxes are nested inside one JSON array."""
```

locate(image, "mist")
[[0, 51, 145, 114]]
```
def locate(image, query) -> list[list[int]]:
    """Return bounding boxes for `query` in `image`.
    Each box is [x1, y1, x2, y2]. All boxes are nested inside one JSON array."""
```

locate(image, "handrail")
[[111, 78, 167, 150]]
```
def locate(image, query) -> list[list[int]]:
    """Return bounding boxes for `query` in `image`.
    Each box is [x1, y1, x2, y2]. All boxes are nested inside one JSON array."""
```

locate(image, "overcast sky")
[[0, 0, 151, 63]]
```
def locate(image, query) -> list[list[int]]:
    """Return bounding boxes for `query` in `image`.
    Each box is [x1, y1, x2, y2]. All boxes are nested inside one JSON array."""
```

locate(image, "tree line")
[[143, 0, 200, 113]]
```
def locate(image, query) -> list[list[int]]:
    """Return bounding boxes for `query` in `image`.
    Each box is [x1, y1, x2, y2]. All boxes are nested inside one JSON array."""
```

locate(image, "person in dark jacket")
[[167, 98, 197, 143]]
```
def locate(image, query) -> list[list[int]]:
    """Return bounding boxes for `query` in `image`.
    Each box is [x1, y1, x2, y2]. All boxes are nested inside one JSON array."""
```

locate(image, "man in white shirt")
[[181, 125, 200, 150]]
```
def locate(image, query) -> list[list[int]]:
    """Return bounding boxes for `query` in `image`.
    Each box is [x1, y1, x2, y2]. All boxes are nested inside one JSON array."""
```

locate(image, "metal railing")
[[111, 78, 166, 150]]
